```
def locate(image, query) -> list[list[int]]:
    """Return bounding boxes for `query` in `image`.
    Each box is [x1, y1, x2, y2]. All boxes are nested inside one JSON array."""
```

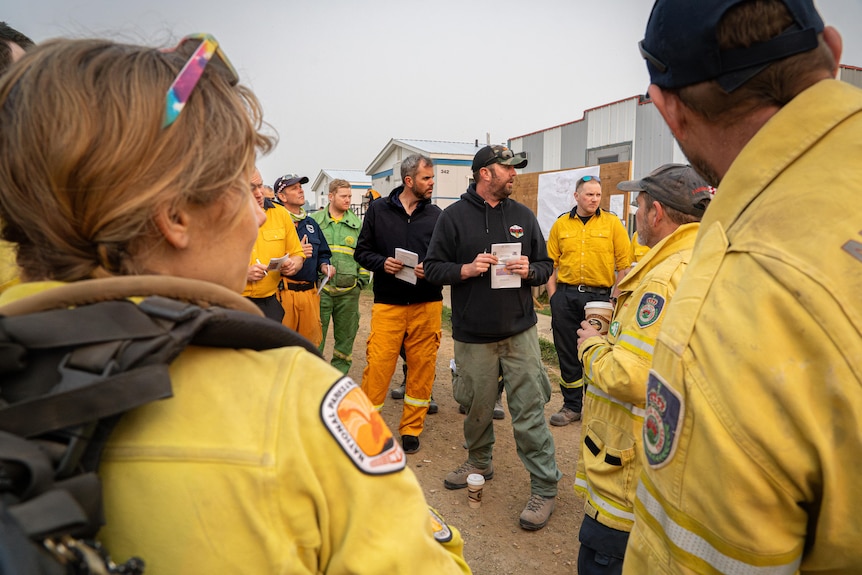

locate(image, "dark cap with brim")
[[471, 145, 528, 171], [274, 174, 309, 194], [618, 164, 714, 216], [640, 0, 824, 91]]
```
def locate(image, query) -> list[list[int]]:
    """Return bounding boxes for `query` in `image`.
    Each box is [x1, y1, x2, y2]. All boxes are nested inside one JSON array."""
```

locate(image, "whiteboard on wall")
[[536, 167, 600, 239]]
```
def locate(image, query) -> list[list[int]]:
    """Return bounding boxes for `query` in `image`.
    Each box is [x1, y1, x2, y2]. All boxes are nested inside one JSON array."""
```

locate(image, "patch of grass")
[[539, 337, 559, 365], [534, 292, 552, 317], [442, 305, 452, 332]]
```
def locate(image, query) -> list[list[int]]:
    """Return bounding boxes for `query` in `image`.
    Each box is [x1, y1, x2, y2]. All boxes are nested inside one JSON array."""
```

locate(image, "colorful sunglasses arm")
[[163, 38, 217, 128]]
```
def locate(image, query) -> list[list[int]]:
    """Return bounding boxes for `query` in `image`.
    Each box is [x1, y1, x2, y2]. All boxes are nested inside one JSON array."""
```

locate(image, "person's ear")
[[649, 84, 687, 141], [153, 203, 192, 249], [823, 26, 843, 77]]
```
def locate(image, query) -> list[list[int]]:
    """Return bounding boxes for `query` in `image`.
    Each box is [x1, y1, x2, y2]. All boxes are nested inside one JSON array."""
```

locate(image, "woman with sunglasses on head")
[[0, 36, 470, 574]]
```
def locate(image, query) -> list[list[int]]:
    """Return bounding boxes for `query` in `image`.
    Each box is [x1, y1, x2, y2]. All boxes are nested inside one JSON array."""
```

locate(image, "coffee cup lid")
[[585, 301, 614, 310], [466, 473, 485, 486]]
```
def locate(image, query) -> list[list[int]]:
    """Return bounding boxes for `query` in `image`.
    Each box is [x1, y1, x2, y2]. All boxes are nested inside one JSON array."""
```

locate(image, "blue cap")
[[640, 0, 824, 91]]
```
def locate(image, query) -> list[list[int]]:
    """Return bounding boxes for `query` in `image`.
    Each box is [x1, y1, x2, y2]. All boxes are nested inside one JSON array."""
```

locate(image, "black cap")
[[618, 164, 714, 216], [273, 174, 309, 194], [471, 145, 528, 171], [640, 0, 824, 92]]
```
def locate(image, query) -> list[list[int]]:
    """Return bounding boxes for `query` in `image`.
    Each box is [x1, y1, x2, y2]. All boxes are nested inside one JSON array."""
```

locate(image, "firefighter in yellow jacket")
[[626, 2, 862, 573], [0, 35, 471, 574], [573, 165, 712, 575]]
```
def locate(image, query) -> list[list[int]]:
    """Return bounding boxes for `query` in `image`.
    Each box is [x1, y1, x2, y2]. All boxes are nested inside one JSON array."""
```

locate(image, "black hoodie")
[[354, 186, 443, 305], [425, 184, 553, 343]]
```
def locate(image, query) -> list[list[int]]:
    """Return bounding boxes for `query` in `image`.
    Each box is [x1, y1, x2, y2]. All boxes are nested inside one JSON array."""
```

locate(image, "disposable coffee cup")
[[584, 301, 614, 336], [466, 473, 485, 509]]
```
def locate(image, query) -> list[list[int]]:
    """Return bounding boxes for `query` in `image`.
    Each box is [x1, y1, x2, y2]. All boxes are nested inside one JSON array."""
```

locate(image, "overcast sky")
[[8, 1, 862, 189]]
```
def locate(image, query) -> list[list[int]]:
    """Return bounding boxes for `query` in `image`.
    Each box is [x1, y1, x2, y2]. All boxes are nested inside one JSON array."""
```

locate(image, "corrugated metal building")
[[510, 64, 862, 182], [366, 138, 490, 210]]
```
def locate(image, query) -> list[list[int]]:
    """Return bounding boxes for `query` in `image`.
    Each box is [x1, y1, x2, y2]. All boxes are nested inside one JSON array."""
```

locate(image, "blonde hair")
[[0, 37, 275, 281]]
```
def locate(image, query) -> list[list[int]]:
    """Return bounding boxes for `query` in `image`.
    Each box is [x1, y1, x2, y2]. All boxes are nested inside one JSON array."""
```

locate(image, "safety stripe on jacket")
[[636, 482, 801, 574], [585, 385, 646, 419], [331, 245, 356, 255], [616, 331, 655, 359], [575, 476, 635, 523]]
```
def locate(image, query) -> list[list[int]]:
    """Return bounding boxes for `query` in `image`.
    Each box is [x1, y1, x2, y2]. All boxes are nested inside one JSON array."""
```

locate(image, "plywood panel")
[[512, 161, 632, 216]]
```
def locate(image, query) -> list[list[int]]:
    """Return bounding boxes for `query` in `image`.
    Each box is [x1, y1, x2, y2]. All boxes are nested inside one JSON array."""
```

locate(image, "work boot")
[[549, 406, 581, 426], [390, 381, 405, 400], [519, 494, 556, 531], [428, 395, 438, 415], [493, 395, 505, 420], [401, 435, 420, 454], [444, 461, 494, 490]]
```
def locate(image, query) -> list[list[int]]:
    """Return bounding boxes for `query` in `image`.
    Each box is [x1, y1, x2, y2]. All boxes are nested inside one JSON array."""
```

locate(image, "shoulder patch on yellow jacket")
[[428, 507, 453, 543], [644, 370, 683, 468], [321, 376, 406, 474]]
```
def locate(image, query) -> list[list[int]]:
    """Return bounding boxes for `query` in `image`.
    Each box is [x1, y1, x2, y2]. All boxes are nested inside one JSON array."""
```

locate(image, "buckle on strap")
[[577, 285, 587, 293]]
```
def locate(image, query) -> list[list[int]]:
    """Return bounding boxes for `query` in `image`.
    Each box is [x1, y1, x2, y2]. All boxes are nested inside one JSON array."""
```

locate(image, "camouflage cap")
[[471, 145, 528, 171], [274, 174, 309, 194], [618, 164, 714, 217]]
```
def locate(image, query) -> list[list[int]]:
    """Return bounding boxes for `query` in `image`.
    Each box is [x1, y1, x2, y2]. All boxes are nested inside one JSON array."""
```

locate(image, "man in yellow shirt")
[[242, 168, 304, 322], [625, 0, 862, 572], [546, 175, 630, 426]]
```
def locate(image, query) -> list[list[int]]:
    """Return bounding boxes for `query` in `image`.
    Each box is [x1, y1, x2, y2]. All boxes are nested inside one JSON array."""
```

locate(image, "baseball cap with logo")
[[639, 0, 824, 92], [618, 164, 714, 217], [471, 145, 528, 172], [273, 174, 309, 194]]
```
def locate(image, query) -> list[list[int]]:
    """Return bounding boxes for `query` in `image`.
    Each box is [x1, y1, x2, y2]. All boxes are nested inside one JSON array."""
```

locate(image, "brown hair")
[[329, 179, 351, 194], [675, 0, 836, 122], [0, 37, 275, 281]]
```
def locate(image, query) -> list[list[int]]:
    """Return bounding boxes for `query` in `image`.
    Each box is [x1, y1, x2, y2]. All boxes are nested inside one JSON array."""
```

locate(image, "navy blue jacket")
[[354, 187, 443, 305], [288, 213, 331, 284]]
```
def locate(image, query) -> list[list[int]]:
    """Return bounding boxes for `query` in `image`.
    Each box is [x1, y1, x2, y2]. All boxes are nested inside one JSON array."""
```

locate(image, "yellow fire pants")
[[360, 301, 442, 437]]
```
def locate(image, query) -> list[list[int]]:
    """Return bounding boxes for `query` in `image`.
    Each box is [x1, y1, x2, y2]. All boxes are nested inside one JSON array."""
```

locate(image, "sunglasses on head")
[[577, 175, 601, 186], [162, 33, 239, 128], [638, 40, 668, 73]]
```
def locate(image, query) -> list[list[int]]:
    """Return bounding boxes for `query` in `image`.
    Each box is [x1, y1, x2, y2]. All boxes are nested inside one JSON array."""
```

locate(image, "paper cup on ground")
[[584, 301, 614, 336], [467, 474, 485, 508]]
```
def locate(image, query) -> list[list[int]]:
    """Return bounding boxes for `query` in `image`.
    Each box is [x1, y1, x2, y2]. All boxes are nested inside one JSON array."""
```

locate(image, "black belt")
[[286, 281, 315, 292], [560, 283, 611, 295]]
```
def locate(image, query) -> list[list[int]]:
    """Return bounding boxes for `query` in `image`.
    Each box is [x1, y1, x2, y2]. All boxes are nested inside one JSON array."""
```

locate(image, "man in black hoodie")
[[425, 145, 562, 531], [354, 154, 443, 455]]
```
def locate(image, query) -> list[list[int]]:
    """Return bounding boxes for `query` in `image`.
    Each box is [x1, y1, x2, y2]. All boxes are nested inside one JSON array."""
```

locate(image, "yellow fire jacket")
[[0, 281, 471, 575], [242, 203, 304, 298], [625, 80, 862, 574], [574, 223, 698, 533]]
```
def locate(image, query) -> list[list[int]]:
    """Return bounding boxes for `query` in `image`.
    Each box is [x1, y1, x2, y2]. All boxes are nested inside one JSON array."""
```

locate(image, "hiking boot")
[[549, 407, 581, 427], [401, 435, 420, 454], [390, 382, 405, 400], [444, 461, 494, 490], [519, 494, 556, 531], [493, 396, 505, 420], [428, 396, 438, 414]]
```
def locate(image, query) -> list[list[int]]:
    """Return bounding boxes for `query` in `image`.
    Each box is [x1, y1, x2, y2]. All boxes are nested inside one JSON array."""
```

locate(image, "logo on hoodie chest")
[[509, 225, 524, 239]]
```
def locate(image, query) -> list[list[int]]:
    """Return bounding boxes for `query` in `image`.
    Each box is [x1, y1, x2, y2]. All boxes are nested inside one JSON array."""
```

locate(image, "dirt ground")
[[323, 289, 584, 575]]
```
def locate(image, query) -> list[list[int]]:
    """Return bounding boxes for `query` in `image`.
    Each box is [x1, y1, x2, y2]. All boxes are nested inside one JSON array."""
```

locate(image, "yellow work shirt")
[[243, 203, 304, 298], [630, 231, 650, 263], [547, 208, 631, 287]]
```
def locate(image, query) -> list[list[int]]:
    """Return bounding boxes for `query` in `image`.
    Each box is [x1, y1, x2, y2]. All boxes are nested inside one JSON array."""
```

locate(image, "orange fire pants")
[[277, 283, 323, 347], [360, 301, 442, 437]]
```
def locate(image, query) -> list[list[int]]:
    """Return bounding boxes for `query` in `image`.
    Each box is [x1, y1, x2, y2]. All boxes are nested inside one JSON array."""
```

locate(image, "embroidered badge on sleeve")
[[643, 370, 684, 468], [321, 376, 405, 474], [508, 225, 524, 238], [428, 507, 453, 543], [636, 292, 666, 328]]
